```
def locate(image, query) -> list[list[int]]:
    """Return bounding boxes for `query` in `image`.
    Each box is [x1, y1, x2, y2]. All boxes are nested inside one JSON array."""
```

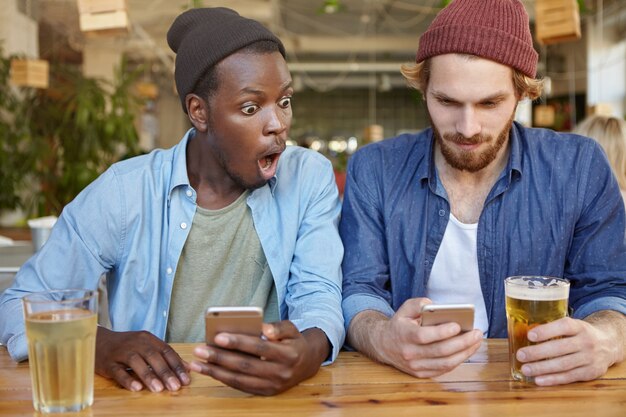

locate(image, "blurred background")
[[0, 0, 625, 223]]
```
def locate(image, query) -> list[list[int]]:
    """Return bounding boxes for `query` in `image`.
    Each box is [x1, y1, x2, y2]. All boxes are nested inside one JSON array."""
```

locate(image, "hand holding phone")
[[204, 306, 263, 346], [420, 303, 475, 332]]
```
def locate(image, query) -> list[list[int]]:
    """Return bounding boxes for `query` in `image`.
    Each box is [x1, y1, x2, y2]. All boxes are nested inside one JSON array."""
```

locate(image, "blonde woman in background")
[[574, 115, 626, 202]]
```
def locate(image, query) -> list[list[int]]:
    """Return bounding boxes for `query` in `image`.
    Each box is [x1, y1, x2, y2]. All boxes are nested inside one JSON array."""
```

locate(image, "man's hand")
[[190, 321, 329, 395], [347, 298, 482, 378], [516, 311, 626, 385], [95, 327, 191, 392]]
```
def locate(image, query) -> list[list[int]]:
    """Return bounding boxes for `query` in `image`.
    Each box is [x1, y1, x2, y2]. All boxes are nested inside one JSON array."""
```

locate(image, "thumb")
[[262, 320, 300, 341], [397, 297, 432, 320]]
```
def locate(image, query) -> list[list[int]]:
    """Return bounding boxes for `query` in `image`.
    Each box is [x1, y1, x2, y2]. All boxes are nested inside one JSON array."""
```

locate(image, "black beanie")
[[167, 7, 286, 112]]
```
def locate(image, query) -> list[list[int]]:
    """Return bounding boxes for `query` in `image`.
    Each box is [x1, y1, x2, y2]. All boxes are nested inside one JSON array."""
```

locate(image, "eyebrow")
[[430, 90, 509, 103], [236, 81, 293, 98]]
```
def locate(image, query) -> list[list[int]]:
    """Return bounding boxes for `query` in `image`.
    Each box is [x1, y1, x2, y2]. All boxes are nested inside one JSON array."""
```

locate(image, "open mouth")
[[260, 154, 278, 169], [257, 151, 283, 180]]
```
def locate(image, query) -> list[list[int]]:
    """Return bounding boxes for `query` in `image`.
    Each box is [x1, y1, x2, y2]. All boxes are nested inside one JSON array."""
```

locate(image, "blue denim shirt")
[[1, 129, 345, 362], [340, 122, 626, 338]]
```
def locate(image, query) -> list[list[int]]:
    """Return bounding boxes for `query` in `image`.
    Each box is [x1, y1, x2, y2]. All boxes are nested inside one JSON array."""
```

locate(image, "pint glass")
[[23, 289, 98, 413], [504, 276, 569, 383]]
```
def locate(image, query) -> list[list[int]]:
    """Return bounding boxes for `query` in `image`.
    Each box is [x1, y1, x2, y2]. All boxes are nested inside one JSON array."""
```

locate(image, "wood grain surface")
[[1, 340, 624, 416]]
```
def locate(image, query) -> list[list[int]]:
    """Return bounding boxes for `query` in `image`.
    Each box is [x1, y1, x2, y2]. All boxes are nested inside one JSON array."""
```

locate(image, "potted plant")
[[0, 50, 142, 220]]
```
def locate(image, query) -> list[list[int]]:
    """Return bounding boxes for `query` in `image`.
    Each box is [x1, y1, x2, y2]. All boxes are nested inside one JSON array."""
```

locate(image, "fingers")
[[411, 322, 464, 345], [516, 335, 579, 363], [190, 321, 320, 395], [190, 338, 300, 396], [195, 332, 294, 364], [526, 317, 579, 342], [106, 362, 144, 392], [160, 346, 192, 386], [418, 329, 482, 359], [191, 360, 286, 396], [407, 338, 482, 378], [192, 344, 275, 376], [399, 330, 481, 372], [95, 329, 189, 392], [262, 321, 300, 341], [519, 351, 589, 381], [532, 364, 601, 386], [125, 351, 167, 392], [515, 318, 614, 385]]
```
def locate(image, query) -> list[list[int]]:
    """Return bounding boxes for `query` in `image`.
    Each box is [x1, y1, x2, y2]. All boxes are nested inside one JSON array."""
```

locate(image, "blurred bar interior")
[[0, 0, 625, 236]]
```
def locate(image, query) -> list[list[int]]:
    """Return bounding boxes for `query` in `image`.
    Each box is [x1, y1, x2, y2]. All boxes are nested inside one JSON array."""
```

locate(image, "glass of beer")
[[22, 289, 98, 413], [504, 276, 569, 383]]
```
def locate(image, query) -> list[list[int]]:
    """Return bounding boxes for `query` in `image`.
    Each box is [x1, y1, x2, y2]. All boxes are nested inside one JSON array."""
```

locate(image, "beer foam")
[[505, 277, 569, 301]]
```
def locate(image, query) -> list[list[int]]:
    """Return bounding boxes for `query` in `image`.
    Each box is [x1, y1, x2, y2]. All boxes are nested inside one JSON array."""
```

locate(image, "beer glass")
[[504, 276, 569, 383], [23, 289, 98, 413]]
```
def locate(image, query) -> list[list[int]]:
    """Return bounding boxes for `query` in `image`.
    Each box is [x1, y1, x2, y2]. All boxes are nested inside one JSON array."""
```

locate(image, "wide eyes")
[[241, 105, 259, 115], [279, 97, 292, 108], [240, 96, 292, 115]]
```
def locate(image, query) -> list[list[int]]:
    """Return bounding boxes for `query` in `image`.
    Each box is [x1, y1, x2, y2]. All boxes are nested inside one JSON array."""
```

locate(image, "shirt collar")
[[168, 128, 194, 199], [508, 121, 523, 179], [418, 128, 434, 183], [169, 128, 279, 200]]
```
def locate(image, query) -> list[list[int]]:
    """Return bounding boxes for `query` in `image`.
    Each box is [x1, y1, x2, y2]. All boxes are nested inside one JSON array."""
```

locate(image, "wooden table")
[[1, 340, 625, 416], [0, 227, 31, 242]]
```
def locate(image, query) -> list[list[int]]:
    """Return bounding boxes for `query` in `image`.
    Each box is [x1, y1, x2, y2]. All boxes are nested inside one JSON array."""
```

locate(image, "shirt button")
[[438, 209, 446, 216], [424, 260, 429, 266], [166, 267, 173, 275], [180, 222, 187, 229], [186, 189, 193, 197], [163, 310, 167, 318]]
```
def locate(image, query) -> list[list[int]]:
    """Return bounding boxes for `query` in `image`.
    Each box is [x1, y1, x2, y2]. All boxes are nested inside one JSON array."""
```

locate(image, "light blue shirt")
[[0, 129, 345, 363]]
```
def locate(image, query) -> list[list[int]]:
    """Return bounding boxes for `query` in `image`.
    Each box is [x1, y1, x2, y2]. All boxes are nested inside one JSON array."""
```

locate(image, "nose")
[[455, 107, 481, 138], [263, 106, 289, 137]]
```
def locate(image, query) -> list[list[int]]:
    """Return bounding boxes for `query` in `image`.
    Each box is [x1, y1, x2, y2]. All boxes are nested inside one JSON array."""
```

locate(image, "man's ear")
[[186, 94, 209, 132]]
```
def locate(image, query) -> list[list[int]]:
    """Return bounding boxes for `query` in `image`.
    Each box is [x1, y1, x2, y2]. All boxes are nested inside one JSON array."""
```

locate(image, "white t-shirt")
[[426, 213, 489, 334]]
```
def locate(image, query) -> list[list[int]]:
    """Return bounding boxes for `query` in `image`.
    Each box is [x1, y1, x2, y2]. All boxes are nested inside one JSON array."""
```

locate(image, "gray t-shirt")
[[166, 191, 279, 343]]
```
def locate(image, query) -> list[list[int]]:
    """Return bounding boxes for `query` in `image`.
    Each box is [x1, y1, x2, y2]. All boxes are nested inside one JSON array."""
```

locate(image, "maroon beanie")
[[416, 0, 538, 77]]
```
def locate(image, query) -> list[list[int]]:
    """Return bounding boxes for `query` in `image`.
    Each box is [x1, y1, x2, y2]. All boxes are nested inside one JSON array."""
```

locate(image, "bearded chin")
[[430, 112, 514, 173]]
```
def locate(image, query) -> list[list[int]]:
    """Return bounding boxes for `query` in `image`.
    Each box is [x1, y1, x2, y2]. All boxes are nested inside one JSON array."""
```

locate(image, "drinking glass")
[[504, 276, 569, 383], [23, 289, 98, 413]]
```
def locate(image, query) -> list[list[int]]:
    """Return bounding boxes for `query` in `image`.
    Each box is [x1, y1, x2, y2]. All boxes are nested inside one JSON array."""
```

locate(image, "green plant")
[[0, 53, 31, 212], [0, 53, 142, 218]]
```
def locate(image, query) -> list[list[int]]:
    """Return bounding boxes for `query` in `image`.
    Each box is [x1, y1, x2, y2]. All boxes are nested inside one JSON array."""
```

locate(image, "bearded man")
[[340, 0, 626, 385]]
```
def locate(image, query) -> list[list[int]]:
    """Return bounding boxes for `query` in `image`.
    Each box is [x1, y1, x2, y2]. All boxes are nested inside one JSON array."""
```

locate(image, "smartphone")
[[205, 306, 263, 345], [420, 303, 475, 332]]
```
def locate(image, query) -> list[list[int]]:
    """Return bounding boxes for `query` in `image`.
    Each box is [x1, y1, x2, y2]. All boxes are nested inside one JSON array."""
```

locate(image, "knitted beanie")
[[416, 0, 538, 77], [167, 7, 286, 112]]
